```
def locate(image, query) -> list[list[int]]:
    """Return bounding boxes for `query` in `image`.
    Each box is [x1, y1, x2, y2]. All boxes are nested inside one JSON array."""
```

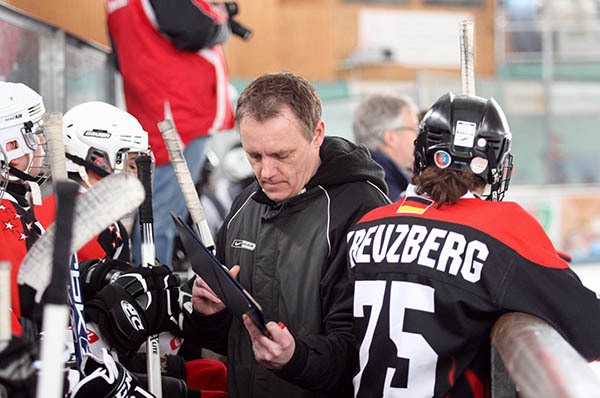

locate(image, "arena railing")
[[490, 312, 600, 397]]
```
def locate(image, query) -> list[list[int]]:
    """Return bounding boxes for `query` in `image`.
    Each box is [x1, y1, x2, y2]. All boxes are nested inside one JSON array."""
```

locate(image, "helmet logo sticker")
[[4, 113, 23, 122], [83, 129, 111, 139], [434, 150, 452, 169], [470, 156, 488, 174], [454, 120, 477, 148]]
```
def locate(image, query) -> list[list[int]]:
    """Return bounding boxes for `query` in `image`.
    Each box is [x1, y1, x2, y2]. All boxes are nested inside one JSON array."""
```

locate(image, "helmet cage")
[[0, 119, 49, 183]]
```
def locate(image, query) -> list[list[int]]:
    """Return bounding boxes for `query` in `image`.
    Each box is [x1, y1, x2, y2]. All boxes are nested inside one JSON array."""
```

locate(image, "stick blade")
[[18, 173, 145, 301]]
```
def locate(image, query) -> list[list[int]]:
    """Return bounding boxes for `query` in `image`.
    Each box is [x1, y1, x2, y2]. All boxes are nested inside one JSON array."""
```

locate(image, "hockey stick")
[[459, 20, 476, 96], [43, 111, 90, 370], [135, 154, 163, 397], [158, 120, 215, 253], [0, 261, 10, 347], [36, 180, 78, 398], [44, 112, 68, 181], [17, 173, 145, 301]]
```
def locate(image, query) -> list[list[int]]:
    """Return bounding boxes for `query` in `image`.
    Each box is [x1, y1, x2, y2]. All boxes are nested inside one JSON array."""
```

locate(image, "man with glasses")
[[353, 93, 419, 201]]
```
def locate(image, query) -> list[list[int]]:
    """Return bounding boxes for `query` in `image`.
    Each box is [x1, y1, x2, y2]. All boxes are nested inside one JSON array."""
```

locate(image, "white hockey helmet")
[[63, 102, 150, 176], [0, 82, 46, 181]]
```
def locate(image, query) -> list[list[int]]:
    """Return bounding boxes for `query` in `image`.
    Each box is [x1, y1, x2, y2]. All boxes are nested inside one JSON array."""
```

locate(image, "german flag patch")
[[396, 196, 434, 215]]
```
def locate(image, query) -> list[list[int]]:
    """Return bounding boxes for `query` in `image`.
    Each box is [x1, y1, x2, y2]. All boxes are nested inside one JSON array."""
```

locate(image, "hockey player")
[[36, 101, 151, 261], [0, 82, 48, 335], [347, 92, 600, 397], [0, 81, 48, 397]]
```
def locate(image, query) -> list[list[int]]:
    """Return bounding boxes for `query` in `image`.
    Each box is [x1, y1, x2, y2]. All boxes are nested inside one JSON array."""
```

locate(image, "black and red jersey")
[[347, 186, 600, 398]]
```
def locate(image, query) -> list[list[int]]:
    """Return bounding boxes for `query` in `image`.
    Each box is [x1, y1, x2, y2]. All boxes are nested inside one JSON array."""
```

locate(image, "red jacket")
[[106, 0, 234, 166]]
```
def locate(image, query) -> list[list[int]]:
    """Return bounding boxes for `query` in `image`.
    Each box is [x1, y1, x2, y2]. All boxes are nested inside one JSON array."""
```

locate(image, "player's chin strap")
[[65, 153, 110, 178], [7, 164, 37, 182], [5, 164, 42, 206], [485, 146, 500, 202]]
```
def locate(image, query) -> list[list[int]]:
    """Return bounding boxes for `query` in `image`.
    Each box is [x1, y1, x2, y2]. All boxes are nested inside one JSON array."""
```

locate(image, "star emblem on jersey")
[[4, 221, 14, 230]]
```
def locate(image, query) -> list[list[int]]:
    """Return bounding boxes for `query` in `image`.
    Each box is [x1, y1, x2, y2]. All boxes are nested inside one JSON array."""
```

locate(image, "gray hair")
[[352, 94, 418, 151]]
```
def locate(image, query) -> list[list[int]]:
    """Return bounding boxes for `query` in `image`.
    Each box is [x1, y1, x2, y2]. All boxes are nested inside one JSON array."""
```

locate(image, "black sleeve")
[[499, 256, 600, 361], [149, 0, 230, 50], [271, 182, 390, 393]]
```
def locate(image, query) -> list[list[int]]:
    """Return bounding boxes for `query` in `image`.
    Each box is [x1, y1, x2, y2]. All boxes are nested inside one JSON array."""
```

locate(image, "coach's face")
[[240, 105, 324, 203]]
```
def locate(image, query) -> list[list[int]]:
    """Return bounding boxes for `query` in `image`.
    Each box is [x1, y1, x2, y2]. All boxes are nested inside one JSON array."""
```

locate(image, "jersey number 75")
[[353, 280, 438, 397]]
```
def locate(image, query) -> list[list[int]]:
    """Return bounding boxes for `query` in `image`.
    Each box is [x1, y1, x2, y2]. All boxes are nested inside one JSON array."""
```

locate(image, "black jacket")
[[183, 137, 390, 398]]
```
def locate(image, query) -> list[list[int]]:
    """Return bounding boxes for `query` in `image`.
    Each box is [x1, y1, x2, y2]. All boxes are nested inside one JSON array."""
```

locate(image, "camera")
[[214, 1, 252, 41]]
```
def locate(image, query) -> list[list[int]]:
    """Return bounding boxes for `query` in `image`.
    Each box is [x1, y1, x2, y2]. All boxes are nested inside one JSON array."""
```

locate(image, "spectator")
[[186, 71, 390, 397], [353, 93, 419, 201], [347, 92, 600, 397], [106, 0, 235, 265]]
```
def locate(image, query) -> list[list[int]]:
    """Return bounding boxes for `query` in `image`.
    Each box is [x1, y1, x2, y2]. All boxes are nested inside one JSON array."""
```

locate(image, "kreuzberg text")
[[347, 224, 489, 283]]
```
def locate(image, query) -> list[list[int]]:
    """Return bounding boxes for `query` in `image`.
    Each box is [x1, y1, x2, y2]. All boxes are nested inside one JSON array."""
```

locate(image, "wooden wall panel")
[[222, 0, 280, 78], [277, 4, 336, 80], [3, 0, 496, 81], [225, 0, 496, 81], [3, 0, 109, 48]]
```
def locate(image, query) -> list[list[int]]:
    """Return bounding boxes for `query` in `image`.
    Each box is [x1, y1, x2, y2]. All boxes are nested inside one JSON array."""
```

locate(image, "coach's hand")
[[192, 265, 240, 315], [243, 315, 295, 369]]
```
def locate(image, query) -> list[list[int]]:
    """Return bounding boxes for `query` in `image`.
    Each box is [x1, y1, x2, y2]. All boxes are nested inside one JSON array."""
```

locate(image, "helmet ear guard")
[[413, 92, 514, 201]]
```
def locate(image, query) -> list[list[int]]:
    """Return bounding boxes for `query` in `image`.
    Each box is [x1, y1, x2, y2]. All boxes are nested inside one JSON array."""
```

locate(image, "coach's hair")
[[235, 71, 322, 141], [352, 94, 418, 151], [412, 167, 486, 207]]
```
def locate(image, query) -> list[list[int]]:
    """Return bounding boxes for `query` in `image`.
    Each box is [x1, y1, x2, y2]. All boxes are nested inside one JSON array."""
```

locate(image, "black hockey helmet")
[[414, 92, 513, 201]]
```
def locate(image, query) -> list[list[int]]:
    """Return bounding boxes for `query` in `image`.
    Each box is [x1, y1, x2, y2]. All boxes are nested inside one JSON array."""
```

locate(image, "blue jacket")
[[370, 150, 410, 202]]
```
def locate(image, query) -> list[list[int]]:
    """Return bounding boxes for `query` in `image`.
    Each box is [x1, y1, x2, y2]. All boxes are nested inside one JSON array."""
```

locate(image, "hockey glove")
[[80, 258, 170, 302], [84, 265, 181, 354], [80, 258, 134, 301], [0, 337, 38, 398], [70, 349, 155, 398]]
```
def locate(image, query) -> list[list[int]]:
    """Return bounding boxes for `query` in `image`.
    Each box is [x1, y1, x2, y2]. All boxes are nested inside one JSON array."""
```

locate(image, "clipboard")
[[171, 213, 271, 338]]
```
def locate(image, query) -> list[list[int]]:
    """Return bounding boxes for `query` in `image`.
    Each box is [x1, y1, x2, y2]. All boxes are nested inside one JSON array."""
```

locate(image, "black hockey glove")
[[70, 349, 155, 398], [84, 264, 182, 354], [0, 337, 38, 398], [80, 258, 135, 301]]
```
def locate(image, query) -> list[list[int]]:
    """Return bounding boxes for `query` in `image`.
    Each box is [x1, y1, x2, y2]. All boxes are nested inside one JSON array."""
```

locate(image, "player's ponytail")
[[412, 167, 485, 207]]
